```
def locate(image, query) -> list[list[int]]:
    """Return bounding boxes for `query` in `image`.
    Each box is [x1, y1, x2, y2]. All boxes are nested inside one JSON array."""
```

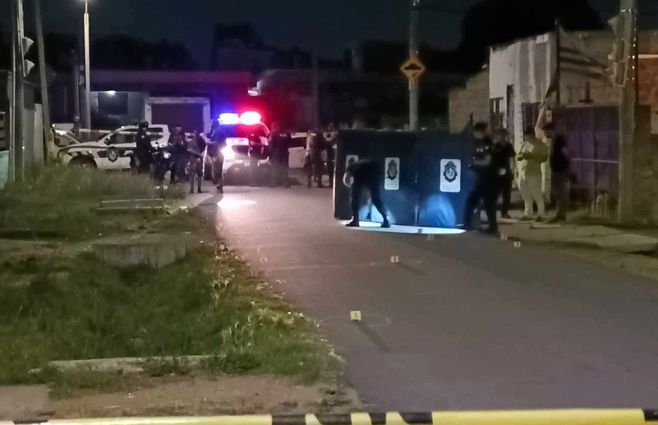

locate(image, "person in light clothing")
[[517, 128, 549, 221]]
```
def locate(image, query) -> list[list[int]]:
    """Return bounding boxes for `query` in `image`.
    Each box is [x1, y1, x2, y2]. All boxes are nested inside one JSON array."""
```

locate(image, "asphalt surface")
[[199, 186, 658, 411]]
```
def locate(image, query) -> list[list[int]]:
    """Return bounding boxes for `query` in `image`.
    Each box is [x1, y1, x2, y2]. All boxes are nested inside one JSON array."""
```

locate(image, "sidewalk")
[[499, 214, 658, 254]]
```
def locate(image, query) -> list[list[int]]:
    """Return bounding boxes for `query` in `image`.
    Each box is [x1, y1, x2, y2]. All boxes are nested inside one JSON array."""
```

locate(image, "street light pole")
[[409, 0, 421, 131], [83, 0, 92, 130]]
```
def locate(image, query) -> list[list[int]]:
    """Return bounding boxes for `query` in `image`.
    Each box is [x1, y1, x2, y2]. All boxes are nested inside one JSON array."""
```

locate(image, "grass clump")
[[0, 165, 185, 240], [0, 245, 327, 388]]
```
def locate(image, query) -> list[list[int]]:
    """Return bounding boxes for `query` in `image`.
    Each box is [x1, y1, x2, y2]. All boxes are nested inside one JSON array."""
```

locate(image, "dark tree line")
[[1, 0, 603, 74]]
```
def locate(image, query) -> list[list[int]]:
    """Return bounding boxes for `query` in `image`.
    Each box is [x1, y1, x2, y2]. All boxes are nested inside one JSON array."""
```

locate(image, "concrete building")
[[488, 30, 658, 146], [448, 69, 489, 133], [51, 69, 253, 132]]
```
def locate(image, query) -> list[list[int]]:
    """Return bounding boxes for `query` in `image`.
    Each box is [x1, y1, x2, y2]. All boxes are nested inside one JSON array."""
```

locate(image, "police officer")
[[343, 158, 390, 228], [188, 130, 206, 194], [135, 121, 153, 175], [268, 122, 291, 187], [463, 122, 499, 234], [207, 120, 226, 193], [168, 125, 187, 185]]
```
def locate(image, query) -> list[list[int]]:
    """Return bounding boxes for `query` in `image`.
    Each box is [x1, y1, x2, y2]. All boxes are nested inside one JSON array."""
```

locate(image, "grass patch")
[[0, 244, 328, 388], [0, 165, 185, 240]]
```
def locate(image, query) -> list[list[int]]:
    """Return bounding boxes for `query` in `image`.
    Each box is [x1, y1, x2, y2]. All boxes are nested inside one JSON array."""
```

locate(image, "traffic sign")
[[400, 55, 426, 81]]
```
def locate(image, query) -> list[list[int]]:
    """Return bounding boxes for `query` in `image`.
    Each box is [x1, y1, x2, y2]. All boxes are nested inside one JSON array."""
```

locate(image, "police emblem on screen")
[[443, 160, 457, 182], [440, 159, 461, 193], [384, 157, 400, 191]]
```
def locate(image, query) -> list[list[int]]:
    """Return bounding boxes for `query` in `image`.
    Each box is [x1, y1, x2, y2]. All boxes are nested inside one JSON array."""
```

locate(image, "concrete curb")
[[8, 409, 658, 425]]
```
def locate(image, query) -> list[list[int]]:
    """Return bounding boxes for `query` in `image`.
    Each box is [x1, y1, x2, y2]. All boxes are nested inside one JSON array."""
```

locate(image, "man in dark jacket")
[[188, 130, 206, 194], [343, 159, 390, 228], [168, 125, 187, 185], [134, 121, 153, 175], [207, 120, 226, 193], [268, 122, 291, 187], [492, 128, 516, 219], [463, 122, 499, 234], [544, 122, 570, 222]]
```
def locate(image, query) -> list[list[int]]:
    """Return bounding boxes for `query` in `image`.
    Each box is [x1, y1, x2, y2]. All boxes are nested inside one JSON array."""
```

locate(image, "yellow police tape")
[[7, 409, 657, 425]]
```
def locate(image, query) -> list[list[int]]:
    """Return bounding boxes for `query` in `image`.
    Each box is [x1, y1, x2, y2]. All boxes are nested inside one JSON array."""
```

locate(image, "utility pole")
[[72, 50, 81, 136], [554, 19, 562, 105], [311, 48, 319, 130], [409, 0, 421, 131], [34, 0, 52, 160], [9, 0, 17, 183], [83, 0, 92, 130], [617, 0, 638, 223], [15, 0, 27, 181]]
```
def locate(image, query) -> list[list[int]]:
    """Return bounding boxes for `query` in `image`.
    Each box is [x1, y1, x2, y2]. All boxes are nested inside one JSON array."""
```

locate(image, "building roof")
[[91, 70, 252, 85]]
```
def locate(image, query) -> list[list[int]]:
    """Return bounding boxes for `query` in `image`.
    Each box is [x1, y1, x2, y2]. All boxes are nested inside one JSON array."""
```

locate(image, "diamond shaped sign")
[[400, 55, 427, 81]]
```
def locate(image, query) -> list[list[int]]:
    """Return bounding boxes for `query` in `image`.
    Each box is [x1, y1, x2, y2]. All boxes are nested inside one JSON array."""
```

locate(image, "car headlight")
[[221, 146, 235, 159]]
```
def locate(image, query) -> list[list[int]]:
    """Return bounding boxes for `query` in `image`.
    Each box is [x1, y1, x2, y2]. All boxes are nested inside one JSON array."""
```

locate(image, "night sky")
[[24, 0, 634, 65]]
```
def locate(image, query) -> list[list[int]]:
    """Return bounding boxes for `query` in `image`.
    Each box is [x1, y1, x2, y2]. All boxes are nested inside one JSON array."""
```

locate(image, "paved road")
[[199, 186, 658, 411]]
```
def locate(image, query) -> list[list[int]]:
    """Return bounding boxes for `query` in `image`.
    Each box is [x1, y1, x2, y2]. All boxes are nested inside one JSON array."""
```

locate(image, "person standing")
[[268, 122, 291, 187], [492, 128, 516, 219], [324, 123, 338, 188], [188, 130, 205, 194], [463, 122, 499, 234], [134, 121, 153, 175], [207, 120, 226, 193], [308, 130, 326, 188], [167, 125, 187, 185], [543, 122, 570, 222], [517, 128, 549, 221], [304, 130, 325, 188], [343, 158, 390, 228]]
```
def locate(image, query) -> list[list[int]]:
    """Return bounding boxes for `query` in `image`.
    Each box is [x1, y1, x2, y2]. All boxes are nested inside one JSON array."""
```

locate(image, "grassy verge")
[[0, 244, 328, 389], [0, 165, 186, 240]]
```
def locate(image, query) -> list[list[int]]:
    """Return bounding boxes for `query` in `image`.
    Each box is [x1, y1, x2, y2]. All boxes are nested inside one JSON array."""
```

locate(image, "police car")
[[57, 125, 170, 169]]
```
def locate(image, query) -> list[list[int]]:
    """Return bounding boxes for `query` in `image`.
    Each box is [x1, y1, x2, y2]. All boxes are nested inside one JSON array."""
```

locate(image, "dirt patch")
[[0, 375, 360, 420]]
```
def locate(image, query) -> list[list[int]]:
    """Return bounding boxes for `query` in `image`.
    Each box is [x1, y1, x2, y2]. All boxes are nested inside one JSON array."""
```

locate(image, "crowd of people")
[[132, 120, 340, 193], [304, 125, 337, 188], [464, 104, 571, 235]]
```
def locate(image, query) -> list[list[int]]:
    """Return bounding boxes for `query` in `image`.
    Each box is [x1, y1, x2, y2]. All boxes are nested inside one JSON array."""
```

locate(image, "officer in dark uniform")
[[207, 120, 226, 193], [168, 125, 187, 185], [463, 122, 500, 234], [135, 121, 153, 175], [188, 130, 206, 194], [343, 159, 390, 228], [268, 122, 291, 187]]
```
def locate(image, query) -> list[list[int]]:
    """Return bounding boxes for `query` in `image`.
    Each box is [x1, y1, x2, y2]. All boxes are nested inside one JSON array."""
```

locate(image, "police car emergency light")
[[218, 111, 262, 126]]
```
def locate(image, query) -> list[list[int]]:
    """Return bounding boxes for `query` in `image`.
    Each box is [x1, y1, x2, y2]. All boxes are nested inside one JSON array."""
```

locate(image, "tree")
[[458, 0, 603, 70]]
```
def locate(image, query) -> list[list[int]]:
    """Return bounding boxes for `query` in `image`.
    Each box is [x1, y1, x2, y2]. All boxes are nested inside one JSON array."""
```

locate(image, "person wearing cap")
[[517, 127, 549, 221], [492, 128, 516, 219], [463, 121, 499, 234], [135, 121, 153, 175]]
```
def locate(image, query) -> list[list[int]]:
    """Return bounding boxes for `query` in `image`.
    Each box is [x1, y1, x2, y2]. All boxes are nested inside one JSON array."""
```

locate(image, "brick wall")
[[448, 70, 489, 134]]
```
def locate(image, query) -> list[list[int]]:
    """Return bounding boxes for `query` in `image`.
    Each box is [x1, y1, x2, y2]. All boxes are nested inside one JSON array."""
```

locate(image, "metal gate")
[[558, 105, 619, 204]]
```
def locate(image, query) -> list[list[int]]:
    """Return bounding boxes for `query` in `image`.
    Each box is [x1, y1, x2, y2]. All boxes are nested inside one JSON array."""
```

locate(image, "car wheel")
[[70, 156, 97, 168]]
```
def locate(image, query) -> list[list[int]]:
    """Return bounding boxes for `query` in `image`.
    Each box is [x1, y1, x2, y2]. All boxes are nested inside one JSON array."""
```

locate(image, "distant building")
[[52, 69, 253, 132], [448, 69, 489, 133], [488, 30, 658, 145]]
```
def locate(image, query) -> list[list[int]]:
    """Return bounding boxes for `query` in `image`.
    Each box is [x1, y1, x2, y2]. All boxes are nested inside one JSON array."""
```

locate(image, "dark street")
[[200, 186, 658, 411]]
